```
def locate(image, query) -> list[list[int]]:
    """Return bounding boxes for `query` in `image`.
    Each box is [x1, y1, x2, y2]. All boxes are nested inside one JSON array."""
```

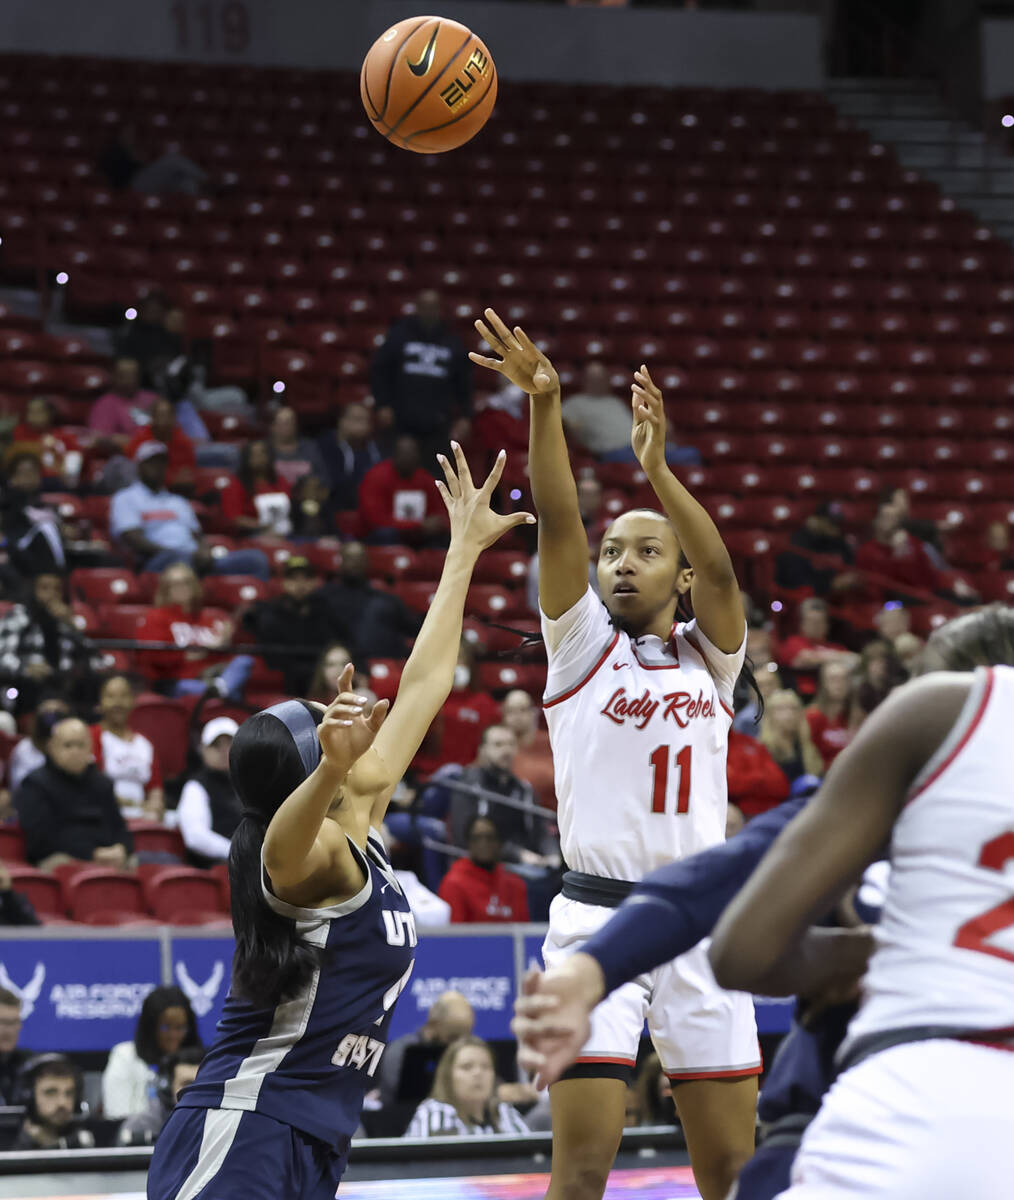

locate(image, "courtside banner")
[[0, 934, 161, 1051]]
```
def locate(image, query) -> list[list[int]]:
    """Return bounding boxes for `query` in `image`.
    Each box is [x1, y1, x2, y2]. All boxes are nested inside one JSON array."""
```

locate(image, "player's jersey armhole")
[[905, 667, 994, 806], [543, 629, 620, 709], [681, 628, 736, 719], [260, 836, 374, 920]]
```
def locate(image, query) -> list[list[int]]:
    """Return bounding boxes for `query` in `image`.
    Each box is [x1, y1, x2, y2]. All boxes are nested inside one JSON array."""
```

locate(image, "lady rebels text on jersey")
[[542, 586, 746, 880], [176, 830, 416, 1157]]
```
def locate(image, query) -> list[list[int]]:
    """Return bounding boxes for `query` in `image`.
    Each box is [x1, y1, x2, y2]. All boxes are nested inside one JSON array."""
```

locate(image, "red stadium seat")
[[201, 575, 271, 608], [476, 662, 545, 697], [6, 866, 63, 916], [62, 868, 146, 922], [0, 825, 26, 863], [127, 820, 185, 860], [143, 867, 227, 921], [130, 697, 191, 780], [369, 658, 404, 702], [71, 567, 142, 605]]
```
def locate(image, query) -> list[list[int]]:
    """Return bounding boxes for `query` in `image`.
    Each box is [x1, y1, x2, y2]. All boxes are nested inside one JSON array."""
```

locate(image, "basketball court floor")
[[3, 1164, 701, 1199]]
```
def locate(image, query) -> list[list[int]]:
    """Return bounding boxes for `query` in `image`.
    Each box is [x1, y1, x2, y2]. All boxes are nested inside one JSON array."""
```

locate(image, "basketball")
[[360, 15, 497, 154]]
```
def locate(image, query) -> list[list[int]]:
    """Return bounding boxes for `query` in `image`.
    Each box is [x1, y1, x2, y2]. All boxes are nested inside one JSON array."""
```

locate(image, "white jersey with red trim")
[[845, 665, 1014, 1051], [541, 587, 745, 880]]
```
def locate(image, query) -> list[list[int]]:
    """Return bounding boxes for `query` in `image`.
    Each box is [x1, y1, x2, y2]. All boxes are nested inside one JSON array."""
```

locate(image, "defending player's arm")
[[469, 308, 589, 619], [630, 367, 744, 653], [512, 797, 804, 1085], [350, 445, 535, 825], [709, 672, 972, 995]]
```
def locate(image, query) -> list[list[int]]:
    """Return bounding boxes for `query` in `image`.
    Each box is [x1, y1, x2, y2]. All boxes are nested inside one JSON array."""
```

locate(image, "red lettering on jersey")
[[662, 690, 716, 728], [600, 687, 660, 730]]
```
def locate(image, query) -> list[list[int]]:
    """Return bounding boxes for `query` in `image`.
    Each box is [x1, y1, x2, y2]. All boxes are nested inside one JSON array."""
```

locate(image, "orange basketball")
[[360, 15, 497, 154]]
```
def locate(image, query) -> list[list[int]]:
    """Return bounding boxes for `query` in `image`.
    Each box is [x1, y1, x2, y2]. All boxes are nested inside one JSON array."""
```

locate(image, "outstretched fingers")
[[484, 307, 517, 348], [366, 698, 390, 731], [449, 440, 473, 492], [480, 448, 507, 496], [436, 451, 462, 500]]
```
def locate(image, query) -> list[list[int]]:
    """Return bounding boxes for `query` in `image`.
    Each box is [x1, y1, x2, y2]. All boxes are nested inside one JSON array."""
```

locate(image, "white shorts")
[[541, 894, 761, 1081], [776, 1039, 1014, 1199]]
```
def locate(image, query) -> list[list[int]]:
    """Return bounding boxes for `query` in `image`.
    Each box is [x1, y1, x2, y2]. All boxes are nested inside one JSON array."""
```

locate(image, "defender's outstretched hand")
[[317, 663, 390, 774], [436, 441, 535, 554], [469, 308, 560, 398]]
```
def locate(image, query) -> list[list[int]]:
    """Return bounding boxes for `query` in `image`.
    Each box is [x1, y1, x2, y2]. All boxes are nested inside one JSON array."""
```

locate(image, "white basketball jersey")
[[846, 665, 1014, 1051], [542, 587, 745, 880]]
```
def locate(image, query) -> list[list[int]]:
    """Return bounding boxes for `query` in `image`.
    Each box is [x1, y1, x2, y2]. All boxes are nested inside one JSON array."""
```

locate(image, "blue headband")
[[263, 700, 321, 780]]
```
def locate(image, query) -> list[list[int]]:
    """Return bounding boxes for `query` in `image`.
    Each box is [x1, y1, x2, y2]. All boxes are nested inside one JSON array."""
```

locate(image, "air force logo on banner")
[[175, 961, 225, 1018], [0, 962, 46, 1020]]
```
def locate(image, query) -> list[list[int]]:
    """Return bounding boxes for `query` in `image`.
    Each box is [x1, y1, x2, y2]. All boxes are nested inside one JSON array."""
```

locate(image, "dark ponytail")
[[227, 702, 325, 1010]]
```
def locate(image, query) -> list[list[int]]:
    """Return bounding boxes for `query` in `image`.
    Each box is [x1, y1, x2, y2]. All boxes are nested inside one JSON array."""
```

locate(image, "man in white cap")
[[176, 717, 241, 867]]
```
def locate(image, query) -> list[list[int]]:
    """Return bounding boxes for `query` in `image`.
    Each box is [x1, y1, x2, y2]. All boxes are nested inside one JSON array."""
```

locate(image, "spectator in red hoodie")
[[138, 563, 252, 700], [358, 435, 447, 546], [125, 397, 196, 495], [11, 397, 83, 487], [856, 502, 941, 599], [775, 598, 853, 698], [725, 728, 790, 821], [805, 659, 854, 772], [439, 816, 529, 924], [413, 639, 500, 778], [219, 440, 292, 536]]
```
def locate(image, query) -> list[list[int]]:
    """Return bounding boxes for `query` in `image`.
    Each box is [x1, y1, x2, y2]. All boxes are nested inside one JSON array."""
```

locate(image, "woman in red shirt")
[[805, 658, 854, 771], [220, 440, 292, 536], [438, 815, 529, 924], [12, 396, 83, 486], [138, 563, 252, 699]]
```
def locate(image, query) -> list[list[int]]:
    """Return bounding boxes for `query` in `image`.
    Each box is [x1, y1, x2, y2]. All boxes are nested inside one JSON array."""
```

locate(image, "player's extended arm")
[[352, 445, 535, 824], [709, 672, 972, 994], [469, 308, 589, 619], [630, 367, 744, 653]]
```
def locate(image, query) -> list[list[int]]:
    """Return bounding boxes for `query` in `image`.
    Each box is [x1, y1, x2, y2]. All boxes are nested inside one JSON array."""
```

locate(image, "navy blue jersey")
[[177, 829, 416, 1153]]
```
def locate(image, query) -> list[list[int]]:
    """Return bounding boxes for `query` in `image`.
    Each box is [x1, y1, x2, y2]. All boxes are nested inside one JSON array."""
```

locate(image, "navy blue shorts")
[[733, 1140, 797, 1200], [147, 1107, 345, 1200]]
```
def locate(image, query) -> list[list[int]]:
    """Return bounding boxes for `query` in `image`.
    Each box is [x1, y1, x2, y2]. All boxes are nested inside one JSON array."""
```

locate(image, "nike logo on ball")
[[408, 26, 440, 76]]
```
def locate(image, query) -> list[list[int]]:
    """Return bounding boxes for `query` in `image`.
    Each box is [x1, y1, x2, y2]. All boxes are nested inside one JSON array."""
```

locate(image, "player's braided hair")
[[923, 604, 1014, 672]]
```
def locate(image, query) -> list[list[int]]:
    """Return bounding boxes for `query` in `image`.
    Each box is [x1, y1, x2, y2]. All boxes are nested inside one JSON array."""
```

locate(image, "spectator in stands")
[[220, 440, 292, 536], [473, 376, 528, 459], [774, 500, 857, 597], [289, 473, 339, 540], [438, 815, 530, 924], [358, 434, 447, 546], [11, 397, 83, 488], [320, 541, 421, 660], [88, 358, 156, 449], [267, 407, 328, 489], [114, 294, 182, 389], [242, 556, 341, 694], [726, 726, 790, 819], [775, 597, 853, 698], [14, 717, 133, 871], [0, 862, 38, 926], [110, 442, 269, 578], [177, 717, 242, 867], [90, 675, 164, 820], [851, 638, 908, 724], [856, 501, 942, 598], [8, 697, 69, 792], [634, 1052, 676, 1128], [561, 361, 700, 465], [307, 642, 372, 704], [805, 659, 854, 772], [0, 573, 97, 716], [984, 520, 1014, 570], [445, 725, 557, 870], [0, 449, 67, 577], [376, 990, 475, 1110], [102, 985, 201, 1121], [117, 1046, 205, 1145], [501, 689, 555, 811], [370, 289, 472, 463], [125, 396, 196, 496], [12, 1054, 93, 1150], [160, 307, 251, 431], [138, 564, 253, 701], [758, 690, 824, 787], [894, 631, 924, 676], [317, 402, 383, 511], [413, 639, 500, 777], [406, 1036, 529, 1137], [98, 124, 208, 195], [0, 986, 31, 1103]]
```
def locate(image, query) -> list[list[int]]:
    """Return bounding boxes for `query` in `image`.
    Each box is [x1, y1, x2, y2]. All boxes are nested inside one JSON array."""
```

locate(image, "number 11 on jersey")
[[649, 745, 692, 815]]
